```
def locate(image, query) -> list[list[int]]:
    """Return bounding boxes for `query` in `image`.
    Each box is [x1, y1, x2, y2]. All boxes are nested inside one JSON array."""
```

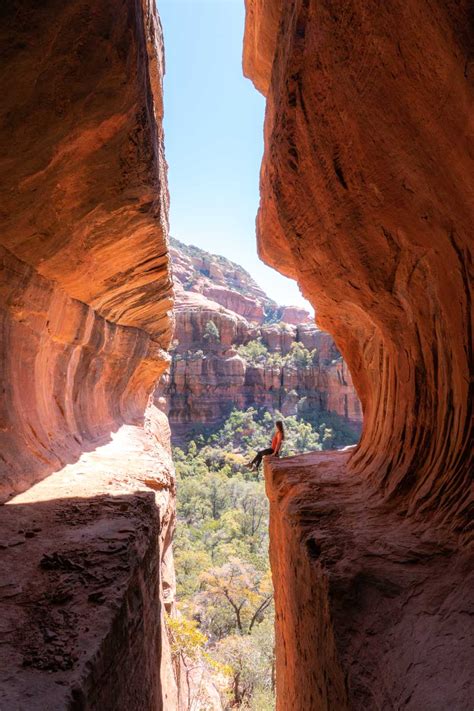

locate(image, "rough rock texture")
[[159, 242, 362, 440], [171, 237, 311, 325], [245, 0, 473, 526], [280, 305, 312, 325], [0, 248, 171, 501], [0, 1, 182, 708], [244, 0, 473, 707], [265, 453, 473, 711], [0, 407, 179, 711]]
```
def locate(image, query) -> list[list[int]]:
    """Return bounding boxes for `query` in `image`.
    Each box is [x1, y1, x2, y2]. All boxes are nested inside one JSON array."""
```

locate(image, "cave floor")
[[0, 421, 173, 710], [265, 450, 473, 711]]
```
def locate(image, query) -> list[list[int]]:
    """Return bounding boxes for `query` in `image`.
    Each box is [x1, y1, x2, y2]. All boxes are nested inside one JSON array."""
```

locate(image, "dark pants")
[[251, 448, 274, 470]]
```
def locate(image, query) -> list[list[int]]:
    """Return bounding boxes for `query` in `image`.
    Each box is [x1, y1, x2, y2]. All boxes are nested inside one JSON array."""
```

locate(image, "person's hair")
[[276, 420, 285, 439]]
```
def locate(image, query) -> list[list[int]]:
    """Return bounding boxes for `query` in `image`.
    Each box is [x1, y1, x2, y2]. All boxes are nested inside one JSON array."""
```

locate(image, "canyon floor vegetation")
[[169, 407, 359, 708]]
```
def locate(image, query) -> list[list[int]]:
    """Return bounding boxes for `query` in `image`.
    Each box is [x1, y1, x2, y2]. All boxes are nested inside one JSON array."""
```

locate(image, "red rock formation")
[[0, 2, 185, 707], [280, 305, 312, 325], [172, 287, 253, 349], [159, 244, 362, 441], [0, 407, 176, 709], [199, 283, 266, 323], [265, 452, 473, 711], [0, 0, 173, 501], [245, 0, 472, 524], [244, 0, 473, 708], [170, 238, 276, 323]]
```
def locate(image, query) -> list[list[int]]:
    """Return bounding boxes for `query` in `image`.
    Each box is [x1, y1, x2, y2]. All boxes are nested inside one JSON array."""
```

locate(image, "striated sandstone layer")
[[245, 0, 473, 708], [244, 0, 472, 527], [159, 242, 362, 440], [0, 1, 181, 708], [170, 237, 292, 324], [0, 0, 173, 501]]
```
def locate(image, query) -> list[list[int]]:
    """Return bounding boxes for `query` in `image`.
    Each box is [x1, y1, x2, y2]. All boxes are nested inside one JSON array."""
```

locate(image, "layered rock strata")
[[244, 0, 473, 707], [0, 0, 173, 500], [245, 0, 473, 526], [159, 243, 362, 440], [0, 1, 180, 707], [0, 408, 178, 711], [170, 238, 275, 324]]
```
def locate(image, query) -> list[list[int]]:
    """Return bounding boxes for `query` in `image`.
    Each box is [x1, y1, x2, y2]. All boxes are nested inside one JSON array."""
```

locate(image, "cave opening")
[[1, 0, 471, 709], [157, 3, 364, 706]]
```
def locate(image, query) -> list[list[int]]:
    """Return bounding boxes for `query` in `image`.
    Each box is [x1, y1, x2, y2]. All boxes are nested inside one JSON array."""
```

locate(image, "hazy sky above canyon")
[[160, 0, 313, 312]]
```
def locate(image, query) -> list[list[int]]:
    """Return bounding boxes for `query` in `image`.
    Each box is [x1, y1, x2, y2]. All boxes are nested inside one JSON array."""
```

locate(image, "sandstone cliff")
[[0, 2, 182, 708], [158, 240, 362, 441], [244, 0, 473, 708], [0, 0, 173, 501]]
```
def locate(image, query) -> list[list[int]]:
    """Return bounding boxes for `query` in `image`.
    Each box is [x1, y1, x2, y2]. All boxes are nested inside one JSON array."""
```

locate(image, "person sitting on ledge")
[[247, 420, 285, 472]]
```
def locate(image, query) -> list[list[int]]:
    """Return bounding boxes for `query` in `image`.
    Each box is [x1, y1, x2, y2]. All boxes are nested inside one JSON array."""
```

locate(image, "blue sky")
[[159, 0, 312, 312]]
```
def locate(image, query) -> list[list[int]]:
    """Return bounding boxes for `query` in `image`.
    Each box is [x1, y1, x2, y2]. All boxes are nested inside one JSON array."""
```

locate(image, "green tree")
[[286, 341, 317, 367], [236, 339, 268, 364], [171, 404, 359, 707], [203, 320, 220, 342]]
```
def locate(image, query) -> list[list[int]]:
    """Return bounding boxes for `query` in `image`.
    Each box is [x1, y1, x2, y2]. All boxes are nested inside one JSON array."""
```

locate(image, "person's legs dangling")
[[253, 448, 274, 471]]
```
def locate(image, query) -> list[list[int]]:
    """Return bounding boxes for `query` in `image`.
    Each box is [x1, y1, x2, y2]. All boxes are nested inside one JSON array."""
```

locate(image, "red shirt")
[[271, 430, 282, 453]]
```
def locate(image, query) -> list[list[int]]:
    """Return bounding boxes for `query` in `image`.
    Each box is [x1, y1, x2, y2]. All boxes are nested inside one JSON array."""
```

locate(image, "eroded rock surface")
[[244, 0, 473, 707], [0, 0, 173, 501], [245, 0, 472, 525], [0, 408, 178, 711], [0, 1, 180, 708], [265, 454, 473, 711]]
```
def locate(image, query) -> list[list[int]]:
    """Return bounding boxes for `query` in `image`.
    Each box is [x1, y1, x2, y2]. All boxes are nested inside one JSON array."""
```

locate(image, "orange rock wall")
[[0, 1, 183, 708], [244, 0, 472, 529], [244, 1, 473, 708], [264, 452, 473, 710], [0, 0, 173, 501]]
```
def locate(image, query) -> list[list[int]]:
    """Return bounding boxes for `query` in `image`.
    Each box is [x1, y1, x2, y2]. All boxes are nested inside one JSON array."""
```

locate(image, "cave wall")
[[244, 1, 473, 708], [244, 0, 472, 531], [0, 1, 182, 708], [0, 0, 173, 501], [264, 451, 473, 710]]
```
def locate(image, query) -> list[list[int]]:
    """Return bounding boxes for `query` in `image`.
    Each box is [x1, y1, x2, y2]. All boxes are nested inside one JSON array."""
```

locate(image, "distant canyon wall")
[[157, 242, 362, 440]]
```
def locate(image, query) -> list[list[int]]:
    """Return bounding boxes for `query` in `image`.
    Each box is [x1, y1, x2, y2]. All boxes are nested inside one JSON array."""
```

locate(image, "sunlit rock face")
[[0, 0, 173, 501], [159, 242, 362, 440], [244, 0, 473, 708], [170, 238, 276, 324], [0, 1, 182, 708]]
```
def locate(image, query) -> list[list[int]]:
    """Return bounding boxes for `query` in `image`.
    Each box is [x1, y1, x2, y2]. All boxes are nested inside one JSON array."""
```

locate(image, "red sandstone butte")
[[159, 243, 361, 440], [0, 1, 191, 708], [244, 0, 473, 709]]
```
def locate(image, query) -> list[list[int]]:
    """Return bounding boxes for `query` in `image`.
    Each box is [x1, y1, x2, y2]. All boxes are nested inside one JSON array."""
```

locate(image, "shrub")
[[203, 320, 220, 342], [286, 341, 316, 367], [167, 614, 207, 662], [237, 339, 268, 364]]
